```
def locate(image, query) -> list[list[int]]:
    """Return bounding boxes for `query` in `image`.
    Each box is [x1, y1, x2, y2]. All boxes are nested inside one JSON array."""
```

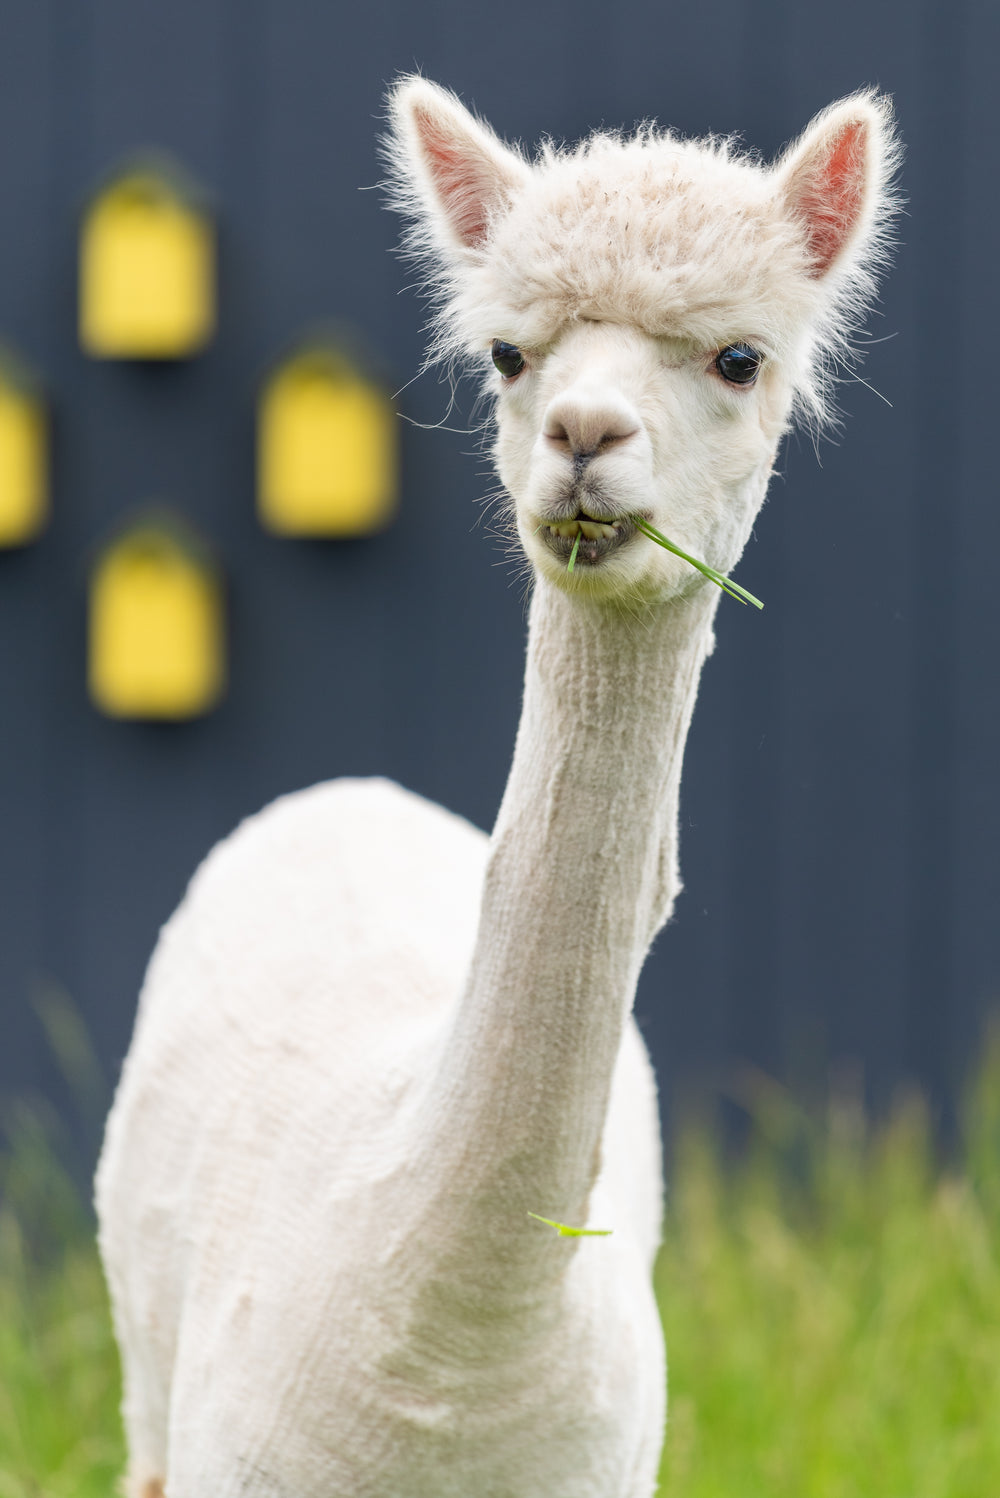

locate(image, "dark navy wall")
[[0, 0, 996, 1142]]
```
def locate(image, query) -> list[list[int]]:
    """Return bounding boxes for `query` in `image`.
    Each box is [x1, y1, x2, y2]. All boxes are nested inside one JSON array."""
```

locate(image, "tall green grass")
[[0, 1031, 997, 1496], [0, 1103, 122, 1498], [656, 1032, 1000, 1497]]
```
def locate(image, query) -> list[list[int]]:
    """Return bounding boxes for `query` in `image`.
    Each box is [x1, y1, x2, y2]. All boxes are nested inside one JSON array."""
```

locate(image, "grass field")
[[1, 1037, 998, 1498], [654, 1041, 1000, 1497]]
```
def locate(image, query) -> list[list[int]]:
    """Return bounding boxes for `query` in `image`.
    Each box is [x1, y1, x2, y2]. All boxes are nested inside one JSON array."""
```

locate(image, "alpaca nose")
[[543, 389, 640, 459]]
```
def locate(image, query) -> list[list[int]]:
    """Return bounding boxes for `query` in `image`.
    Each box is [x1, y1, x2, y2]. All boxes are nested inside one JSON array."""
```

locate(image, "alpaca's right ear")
[[387, 77, 529, 256], [776, 92, 898, 283]]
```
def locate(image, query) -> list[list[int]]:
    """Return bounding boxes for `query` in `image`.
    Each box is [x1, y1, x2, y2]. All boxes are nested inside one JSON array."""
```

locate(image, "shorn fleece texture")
[[96, 77, 898, 1498]]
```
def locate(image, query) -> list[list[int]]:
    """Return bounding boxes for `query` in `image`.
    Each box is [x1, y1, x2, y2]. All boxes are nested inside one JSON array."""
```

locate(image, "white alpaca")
[[96, 78, 897, 1498]]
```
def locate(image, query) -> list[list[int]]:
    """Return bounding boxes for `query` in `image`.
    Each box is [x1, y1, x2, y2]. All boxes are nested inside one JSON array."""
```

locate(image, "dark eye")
[[715, 343, 763, 386], [491, 339, 526, 379]]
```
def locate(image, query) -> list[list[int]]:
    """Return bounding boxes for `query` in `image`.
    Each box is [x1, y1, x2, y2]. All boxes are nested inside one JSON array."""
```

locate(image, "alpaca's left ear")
[[387, 76, 530, 258], [777, 93, 897, 280]]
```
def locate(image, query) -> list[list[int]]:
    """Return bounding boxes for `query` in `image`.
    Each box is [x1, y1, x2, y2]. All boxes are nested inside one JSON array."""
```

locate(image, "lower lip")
[[540, 522, 635, 566]]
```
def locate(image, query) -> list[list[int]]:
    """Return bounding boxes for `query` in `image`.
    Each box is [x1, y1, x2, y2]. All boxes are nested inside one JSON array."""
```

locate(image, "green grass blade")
[[633, 516, 764, 610], [566, 532, 581, 574], [527, 1211, 612, 1237]]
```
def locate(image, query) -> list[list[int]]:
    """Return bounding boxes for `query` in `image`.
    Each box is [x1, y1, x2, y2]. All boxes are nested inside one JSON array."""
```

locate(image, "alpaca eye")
[[492, 340, 526, 379], [715, 343, 762, 386]]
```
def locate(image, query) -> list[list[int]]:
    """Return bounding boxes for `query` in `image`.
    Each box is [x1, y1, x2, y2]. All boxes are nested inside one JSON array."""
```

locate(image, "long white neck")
[[408, 578, 716, 1276]]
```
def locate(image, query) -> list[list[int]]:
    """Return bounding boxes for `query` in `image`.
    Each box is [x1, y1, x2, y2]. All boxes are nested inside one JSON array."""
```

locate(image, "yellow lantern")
[[257, 343, 397, 537], [0, 349, 47, 547], [89, 512, 225, 720], [80, 160, 215, 358]]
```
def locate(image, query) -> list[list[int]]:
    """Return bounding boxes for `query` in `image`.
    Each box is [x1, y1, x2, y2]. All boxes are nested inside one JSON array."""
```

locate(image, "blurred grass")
[[0, 1102, 122, 1498], [0, 1019, 997, 1496], [656, 1026, 1000, 1497]]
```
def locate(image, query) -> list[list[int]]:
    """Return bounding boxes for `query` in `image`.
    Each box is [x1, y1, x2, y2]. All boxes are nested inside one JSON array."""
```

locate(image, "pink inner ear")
[[417, 110, 491, 248], [797, 119, 868, 277]]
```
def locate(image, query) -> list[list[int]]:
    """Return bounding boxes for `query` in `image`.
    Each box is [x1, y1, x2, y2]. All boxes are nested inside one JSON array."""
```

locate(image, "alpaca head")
[[387, 78, 898, 606]]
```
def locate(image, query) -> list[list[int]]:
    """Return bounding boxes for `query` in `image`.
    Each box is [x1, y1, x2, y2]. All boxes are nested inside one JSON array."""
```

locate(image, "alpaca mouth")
[[540, 512, 634, 566]]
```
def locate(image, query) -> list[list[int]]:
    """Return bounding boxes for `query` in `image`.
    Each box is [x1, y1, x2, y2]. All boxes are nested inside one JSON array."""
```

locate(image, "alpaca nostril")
[[542, 395, 640, 459]]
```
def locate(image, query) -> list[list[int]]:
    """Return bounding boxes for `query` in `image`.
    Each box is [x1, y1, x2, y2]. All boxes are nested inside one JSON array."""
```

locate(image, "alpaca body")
[[97, 78, 896, 1496], [97, 775, 665, 1498]]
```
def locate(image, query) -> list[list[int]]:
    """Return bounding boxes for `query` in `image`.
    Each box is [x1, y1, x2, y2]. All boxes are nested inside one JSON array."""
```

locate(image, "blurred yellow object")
[[89, 516, 225, 719], [258, 345, 397, 536], [80, 165, 214, 358], [0, 355, 47, 546]]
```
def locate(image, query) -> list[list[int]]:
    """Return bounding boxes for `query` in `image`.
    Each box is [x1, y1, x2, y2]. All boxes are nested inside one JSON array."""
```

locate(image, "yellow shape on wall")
[[258, 345, 397, 536], [89, 515, 225, 720], [0, 352, 47, 547], [80, 163, 215, 358]]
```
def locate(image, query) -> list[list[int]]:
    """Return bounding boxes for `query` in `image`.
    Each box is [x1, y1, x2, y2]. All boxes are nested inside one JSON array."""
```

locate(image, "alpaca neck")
[[413, 578, 716, 1265]]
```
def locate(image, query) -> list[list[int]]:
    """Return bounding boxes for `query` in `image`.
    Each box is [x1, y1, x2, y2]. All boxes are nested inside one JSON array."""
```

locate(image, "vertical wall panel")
[[899, 0, 969, 1111], [0, 3, 57, 1096], [772, 2, 920, 1101], [952, 0, 1000, 1083]]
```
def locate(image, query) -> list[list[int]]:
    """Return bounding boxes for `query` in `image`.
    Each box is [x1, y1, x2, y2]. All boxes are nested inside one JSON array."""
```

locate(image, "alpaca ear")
[[387, 76, 530, 255], [777, 93, 896, 280]]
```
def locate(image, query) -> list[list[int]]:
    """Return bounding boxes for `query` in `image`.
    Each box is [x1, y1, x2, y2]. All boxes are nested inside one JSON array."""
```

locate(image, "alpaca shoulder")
[[97, 778, 489, 1262], [140, 776, 489, 1039]]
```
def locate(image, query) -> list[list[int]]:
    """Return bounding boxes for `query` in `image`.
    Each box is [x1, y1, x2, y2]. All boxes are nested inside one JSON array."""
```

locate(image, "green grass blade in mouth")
[[566, 532, 581, 573], [632, 516, 764, 610]]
